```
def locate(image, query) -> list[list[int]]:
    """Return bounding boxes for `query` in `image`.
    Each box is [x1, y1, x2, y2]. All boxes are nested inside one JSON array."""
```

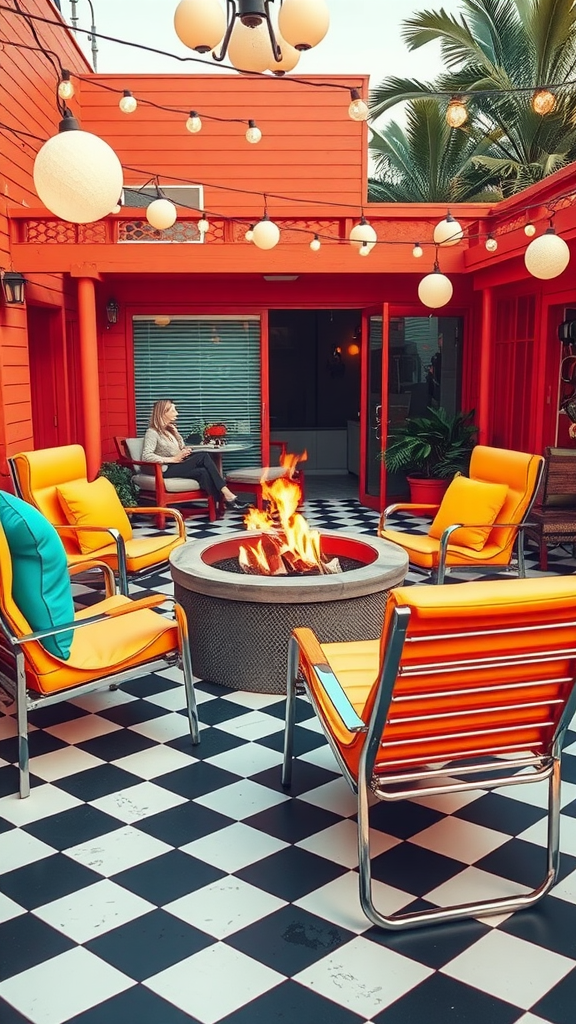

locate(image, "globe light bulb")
[[412, 243, 423, 258], [228, 21, 271, 73], [418, 265, 453, 308], [524, 222, 536, 237], [268, 30, 300, 75], [173, 0, 226, 53], [186, 111, 202, 133], [310, 234, 321, 251], [433, 211, 463, 246], [146, 197, 177, 230], [532, 88, 556, 116], [525, 227, 570, 280], [119, 91, 137, 114], [245, 120, 262, 144], [349, 216, 377, 252], [57, 71, 74, 101], [252, 215, 280, 250], [446, 97, 467, 128], [278, 0, 330, 50], [348, 89, 369, 122], [244, 224, 254, 242], [359, 243, 370, 257], [33, 110, 123, 224], [485, 234, 498, 252], [198, 214, 210, 233]]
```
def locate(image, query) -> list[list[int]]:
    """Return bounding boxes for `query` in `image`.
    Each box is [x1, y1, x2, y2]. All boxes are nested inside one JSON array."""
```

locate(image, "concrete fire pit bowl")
[[170, 530, 408, 694]]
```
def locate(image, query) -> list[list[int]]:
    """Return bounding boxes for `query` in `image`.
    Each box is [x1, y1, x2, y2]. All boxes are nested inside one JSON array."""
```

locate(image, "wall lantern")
[[1, 271, 27, 305], [106, 298, 120, 324]]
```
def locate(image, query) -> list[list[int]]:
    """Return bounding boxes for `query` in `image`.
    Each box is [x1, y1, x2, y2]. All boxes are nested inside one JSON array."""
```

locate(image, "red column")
[[77, 277, 101, 478], [478, 287, 493, 445]]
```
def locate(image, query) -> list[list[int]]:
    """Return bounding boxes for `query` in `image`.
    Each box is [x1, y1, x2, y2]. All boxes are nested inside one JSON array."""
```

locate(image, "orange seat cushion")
[[428, 476, 508, 551], [56, 478, 133, 554]]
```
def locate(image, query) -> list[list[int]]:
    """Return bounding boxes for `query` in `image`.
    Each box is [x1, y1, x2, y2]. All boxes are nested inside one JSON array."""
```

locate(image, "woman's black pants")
[[164, 452, 226, 501]]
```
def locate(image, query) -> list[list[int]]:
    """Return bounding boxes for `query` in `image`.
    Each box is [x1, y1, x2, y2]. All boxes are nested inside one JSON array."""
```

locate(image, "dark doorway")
[[27, 306, 63, 449]]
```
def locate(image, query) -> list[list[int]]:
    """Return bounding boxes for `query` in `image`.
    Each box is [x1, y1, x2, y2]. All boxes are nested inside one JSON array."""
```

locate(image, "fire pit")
[[170, 530, 408, 693]]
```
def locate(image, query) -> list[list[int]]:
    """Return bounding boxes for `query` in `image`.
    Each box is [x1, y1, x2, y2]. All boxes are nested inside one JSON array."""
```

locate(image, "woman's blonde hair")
[[149, 399, 178, 436]]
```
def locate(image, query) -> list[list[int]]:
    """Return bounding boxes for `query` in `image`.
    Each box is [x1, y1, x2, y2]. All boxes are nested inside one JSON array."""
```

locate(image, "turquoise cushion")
[[0, 492, 74, 659]]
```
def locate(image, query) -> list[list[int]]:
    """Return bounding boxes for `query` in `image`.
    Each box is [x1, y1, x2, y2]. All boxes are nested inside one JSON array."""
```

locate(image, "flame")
[[238, 450, 328, 575]]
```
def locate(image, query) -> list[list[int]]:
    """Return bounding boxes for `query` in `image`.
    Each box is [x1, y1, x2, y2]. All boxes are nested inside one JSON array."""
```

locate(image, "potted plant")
[[98, 462, 139, 507], [203, 421, 228, 446], [381, 406, 478, 503]]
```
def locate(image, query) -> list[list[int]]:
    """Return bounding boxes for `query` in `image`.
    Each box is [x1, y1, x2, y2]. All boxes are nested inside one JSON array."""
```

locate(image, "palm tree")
[[369, 0, 576, 196], [368, 97, 502, 202]]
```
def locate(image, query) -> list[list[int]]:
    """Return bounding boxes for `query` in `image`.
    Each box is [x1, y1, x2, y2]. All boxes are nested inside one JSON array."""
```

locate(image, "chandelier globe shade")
[[252, 216, 280, 249], [278, 0, 330, 50], [173, 0, 226, 52], [418, 268, 453, 308], [433, 212, 463, 247], [349, 218, 377, 252], [524, 228, 570, 280], [227, 21, 271, 73], [33, 117, 123, 224], [146, 198, 178, 230], [268, 31, 300, 73]]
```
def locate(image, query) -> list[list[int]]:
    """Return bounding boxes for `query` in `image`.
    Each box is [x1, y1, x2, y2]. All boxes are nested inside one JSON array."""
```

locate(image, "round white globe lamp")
[[418, 266, 454, 308], [349, 217, 377, 252], [227, 21, 271, 72], [252, 215, 280, 250], [33, 112, 123, 224], [433, 212, 463, 247], [146, 198, 178, 230], [525, 228, 570, 280], [269, 31, 300, 74], [173, 0, 226, 52], [278, 0, 330, 50]]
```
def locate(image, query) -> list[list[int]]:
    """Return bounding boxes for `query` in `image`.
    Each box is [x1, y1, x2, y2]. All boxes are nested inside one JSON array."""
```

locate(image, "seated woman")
[[142, 399, 245, 510]]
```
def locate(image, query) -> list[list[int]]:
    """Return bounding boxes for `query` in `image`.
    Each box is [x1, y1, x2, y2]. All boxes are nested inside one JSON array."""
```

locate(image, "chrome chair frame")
[[0, 568, 199, 798], [283, 607, 576, 930]]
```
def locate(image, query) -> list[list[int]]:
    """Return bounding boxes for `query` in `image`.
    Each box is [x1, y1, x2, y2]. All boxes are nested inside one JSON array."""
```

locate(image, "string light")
[[146, 194, 178, 229], [359, 242, 370, 256], [524, 222, 536, 236], [245, 120, 262, 144], [349, 216, 377, 252], [525, 224, 570, 279], [531, 88, 556, 115], [186, 110, 202, 133], [433, 211, 463, 247], [244, 224, 254, 241], [119, 90, 138, 113], [412, 243, 423, 258], [57, 69, 74, 100], [485, 233, 498, 252], [198, 213, 210, 233], [252, 213, 280, 250], [310, 233, 321, 251], [348, 89, 369, 122], [446, 96, 468, 128]]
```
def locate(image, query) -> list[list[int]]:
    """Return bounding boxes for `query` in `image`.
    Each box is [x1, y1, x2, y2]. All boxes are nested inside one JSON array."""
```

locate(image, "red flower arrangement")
[[203, 422, 227, 444]]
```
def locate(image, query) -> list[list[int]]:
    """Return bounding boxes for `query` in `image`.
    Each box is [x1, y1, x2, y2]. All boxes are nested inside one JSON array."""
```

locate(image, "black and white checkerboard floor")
[[1, 499, 576, 1024]]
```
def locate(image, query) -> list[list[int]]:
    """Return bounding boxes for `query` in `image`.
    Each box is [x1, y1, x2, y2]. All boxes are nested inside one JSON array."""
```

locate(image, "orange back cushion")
[[56, 477, 133, 554], [428, 476, 508, 551]]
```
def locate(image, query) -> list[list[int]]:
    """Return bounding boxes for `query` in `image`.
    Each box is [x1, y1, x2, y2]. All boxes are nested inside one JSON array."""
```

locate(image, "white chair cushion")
[[226, 466, 287, 485], [125, 438, 144, 461], [134, 474, 202, 494]]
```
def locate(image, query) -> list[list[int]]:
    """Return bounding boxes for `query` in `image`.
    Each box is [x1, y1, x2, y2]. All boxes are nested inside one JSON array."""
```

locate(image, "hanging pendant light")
[[433, 211, 463, 247], [33, 109, 123, 224], [268, 29, 300, 74], [418, 262, 453, 308], [349, 216, 377, 252], [146, 196, 178, 230], [174, 0, 227, 52], [252, 213, 280, 249], [525, 226, 570, 280], [278, 0, 330, 50]]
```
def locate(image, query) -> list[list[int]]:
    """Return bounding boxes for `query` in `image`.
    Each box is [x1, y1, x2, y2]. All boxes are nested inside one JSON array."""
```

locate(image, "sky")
[[67, 0, 464, 114]]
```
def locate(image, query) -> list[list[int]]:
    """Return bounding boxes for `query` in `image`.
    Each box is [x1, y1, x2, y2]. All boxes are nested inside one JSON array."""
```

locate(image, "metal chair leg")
[[174, 604, 199, 745], [16, 651, 30, 798], [282, 636, 299, 787]]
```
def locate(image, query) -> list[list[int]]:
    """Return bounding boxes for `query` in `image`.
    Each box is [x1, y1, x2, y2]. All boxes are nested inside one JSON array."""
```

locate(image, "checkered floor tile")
[[1, 497, 576, 1023]]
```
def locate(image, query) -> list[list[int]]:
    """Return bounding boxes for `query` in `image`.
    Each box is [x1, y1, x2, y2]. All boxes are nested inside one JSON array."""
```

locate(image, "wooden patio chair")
[[282, 575, 576, 930], [9, 444, 187, 595], [0, 491, 199, 797], [225, 441, 306, 510], [526, 447, 576, 569], [115, 437, 217, 528], [379, 445, 544, 583]]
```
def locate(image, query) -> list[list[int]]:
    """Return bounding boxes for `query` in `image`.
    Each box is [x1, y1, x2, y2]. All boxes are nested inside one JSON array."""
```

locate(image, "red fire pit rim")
[[170, 530, 409, 604]]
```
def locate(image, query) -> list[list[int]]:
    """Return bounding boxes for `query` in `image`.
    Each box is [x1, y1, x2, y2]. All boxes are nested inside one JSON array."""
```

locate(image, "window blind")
[[133, 317, 262, 470]]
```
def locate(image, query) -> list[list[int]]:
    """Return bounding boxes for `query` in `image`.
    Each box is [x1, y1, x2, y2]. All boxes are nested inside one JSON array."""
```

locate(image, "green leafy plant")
[[381, 407, 478, 479], [98, 461, 139, 507]]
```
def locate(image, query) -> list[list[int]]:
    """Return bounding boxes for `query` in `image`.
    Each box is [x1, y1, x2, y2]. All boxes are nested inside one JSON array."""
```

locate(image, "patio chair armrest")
[[293, 627, 366, 733], [380, 502, 439, 533], [124, 506, 186, 539], [13, 595, 169, 646], [68, 559, 116, 597]]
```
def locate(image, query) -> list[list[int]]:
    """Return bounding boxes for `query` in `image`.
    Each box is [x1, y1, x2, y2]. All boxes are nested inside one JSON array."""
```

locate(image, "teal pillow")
[[0, 491, 74, 659]]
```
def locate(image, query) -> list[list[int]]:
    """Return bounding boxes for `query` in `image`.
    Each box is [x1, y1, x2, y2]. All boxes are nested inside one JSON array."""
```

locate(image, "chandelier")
[[174, 0, 330, 75]]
